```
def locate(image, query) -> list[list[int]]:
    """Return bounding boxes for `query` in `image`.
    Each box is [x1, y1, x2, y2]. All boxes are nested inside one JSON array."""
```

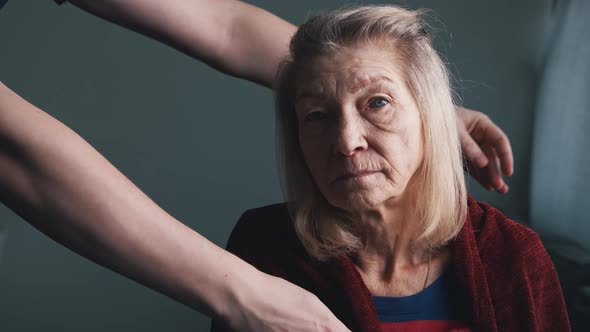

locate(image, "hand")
[[456, 106, 513, 194], [220, 268, 351, 332]]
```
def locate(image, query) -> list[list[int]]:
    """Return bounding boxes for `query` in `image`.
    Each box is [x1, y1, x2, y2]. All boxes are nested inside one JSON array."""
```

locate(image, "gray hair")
[[275, 5, 467, 260]]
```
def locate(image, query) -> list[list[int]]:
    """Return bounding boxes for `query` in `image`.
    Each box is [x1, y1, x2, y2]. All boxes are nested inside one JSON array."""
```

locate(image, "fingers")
[[456, 105, 514, 193], [459, 127, 489, 168], [494, 132, 513, 177], [459, 119, 507, 193], [477, 116, 514, 177], [482, 144, 501, 190], [235, 273, 352, 332], [482, 144, 509, 193], [491, 153, 509, 194], [496, 182, 509, 194]]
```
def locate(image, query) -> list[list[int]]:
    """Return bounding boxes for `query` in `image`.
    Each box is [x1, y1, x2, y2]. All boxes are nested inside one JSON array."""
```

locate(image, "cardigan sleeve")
[[489, 222, 571, 331], [466, 199, 571, 331], [526, 233, 571, 331]]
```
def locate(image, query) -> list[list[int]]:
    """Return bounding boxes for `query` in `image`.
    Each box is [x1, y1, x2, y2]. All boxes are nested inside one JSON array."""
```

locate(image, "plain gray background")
[[0, 0, 551, 331]]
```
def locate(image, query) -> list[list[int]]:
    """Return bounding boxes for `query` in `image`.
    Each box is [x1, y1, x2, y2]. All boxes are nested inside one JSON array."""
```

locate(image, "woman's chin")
[[327, 190, 397, 213]]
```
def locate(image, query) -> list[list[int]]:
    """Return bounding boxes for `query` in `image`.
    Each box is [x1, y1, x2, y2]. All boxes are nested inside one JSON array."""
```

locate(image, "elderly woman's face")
[[294, 45, 424, 212]]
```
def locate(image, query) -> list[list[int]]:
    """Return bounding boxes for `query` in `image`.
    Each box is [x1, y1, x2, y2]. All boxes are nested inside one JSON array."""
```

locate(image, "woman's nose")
[[333, 115, 368, 156]]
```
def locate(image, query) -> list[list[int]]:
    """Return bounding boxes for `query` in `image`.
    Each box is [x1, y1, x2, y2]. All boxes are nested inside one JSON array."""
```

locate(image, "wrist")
[[204, 247, 261, 323]]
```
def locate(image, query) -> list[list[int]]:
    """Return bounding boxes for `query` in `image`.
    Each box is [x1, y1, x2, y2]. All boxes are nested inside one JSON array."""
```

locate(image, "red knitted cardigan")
[[211, 196, 570, 331]]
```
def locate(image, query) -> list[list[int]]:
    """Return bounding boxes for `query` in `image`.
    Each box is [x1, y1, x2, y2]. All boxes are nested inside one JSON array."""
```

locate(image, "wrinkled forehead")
[[293, 46, 405, 99]]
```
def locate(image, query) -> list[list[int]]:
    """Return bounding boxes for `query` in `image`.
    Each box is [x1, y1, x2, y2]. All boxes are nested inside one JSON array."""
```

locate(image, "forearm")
[[0, 82, 251, 319], [66, 0, 296, 87]]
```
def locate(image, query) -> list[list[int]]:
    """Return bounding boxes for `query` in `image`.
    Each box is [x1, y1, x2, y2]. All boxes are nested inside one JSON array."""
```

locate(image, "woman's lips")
[[334, 170, 379, 182]]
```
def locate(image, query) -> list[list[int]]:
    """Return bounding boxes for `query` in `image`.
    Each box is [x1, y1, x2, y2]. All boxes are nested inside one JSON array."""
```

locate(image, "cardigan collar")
[[320, 196, 497, 331]]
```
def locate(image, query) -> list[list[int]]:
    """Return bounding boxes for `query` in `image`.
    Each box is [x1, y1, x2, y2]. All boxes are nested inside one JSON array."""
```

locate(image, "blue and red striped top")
[[373, 267, 472, 331]]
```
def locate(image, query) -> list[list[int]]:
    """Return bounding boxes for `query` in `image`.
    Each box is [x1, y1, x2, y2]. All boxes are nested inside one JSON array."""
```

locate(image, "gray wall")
[[0, 0, 550, 331]]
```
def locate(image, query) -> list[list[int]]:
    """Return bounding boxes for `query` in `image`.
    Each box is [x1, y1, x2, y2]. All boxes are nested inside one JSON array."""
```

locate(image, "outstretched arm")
[[60, 0, 514, 192], [0, 82, 349, 332], [64, 0, 295, 88]]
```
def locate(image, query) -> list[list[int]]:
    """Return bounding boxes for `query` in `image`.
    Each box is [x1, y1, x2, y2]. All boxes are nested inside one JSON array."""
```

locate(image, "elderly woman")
[[211, 5, 569, 332]]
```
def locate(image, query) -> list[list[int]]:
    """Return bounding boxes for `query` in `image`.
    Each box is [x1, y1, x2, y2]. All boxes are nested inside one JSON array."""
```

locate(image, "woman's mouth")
[[334, 170, 379, 182]]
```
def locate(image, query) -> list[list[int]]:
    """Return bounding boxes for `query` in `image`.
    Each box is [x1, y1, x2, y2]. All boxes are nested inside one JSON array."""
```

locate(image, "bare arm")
[[60, 0, 513, 193], [0, 82, 349, 331], [65, 0, 296, 88], [0, 81, 236, 318]]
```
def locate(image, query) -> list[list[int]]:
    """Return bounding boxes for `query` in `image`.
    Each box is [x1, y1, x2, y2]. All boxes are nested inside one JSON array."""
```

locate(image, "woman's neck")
[[353, 201, 426, 276], [349, 191, 450, 296]]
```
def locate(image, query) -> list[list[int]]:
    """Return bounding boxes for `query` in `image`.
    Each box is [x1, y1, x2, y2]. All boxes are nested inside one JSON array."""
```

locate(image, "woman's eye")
[[304, 111, 327, 123], [368, 97, 389, 109]]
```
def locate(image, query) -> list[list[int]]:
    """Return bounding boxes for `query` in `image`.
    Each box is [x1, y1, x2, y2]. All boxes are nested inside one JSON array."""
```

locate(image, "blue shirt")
[[373, 267, 472, 331]]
